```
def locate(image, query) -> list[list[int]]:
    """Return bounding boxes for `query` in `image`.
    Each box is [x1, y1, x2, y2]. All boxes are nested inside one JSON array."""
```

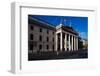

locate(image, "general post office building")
[[28, 16, 79, 53]]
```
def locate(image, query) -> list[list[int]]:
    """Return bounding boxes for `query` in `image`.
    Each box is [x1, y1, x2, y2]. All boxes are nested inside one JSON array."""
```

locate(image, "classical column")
[[55, 34, 58, 51], [74, 36, 76, 51], [68, 34, 71, 51], [60, 32, 63, 51], [76, 37, 78, 50], [71, 35, 73, 51], [65, 34, 67, 51]]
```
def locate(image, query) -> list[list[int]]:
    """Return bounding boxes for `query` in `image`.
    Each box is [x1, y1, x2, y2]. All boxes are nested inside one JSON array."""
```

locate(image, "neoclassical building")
[[28, 16, 79, 53]]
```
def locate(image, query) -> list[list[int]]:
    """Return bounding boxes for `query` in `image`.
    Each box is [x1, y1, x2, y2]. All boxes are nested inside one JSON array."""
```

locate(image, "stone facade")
[[28, 16, 78, 53]]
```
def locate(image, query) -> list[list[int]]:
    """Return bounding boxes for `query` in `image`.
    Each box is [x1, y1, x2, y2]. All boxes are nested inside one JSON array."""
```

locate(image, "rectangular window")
[[30, 34, 33, 40], [40, 28, 42, 32], [47, 37, 49, 42], [39, 35, 42, 41], [53, 45, 54, 51], [47, 45, 49, 50], [39, 44, 42, 50], [47, 30, 49, 34], [52, 37, 54, 42], [52, 31, 54, 35], [29, 44, 33, 50], [30, 25, 34, 30]]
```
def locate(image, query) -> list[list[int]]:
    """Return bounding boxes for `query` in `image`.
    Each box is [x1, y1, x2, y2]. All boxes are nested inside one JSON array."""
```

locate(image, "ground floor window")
[[39, 44, 42, 50], [46, 45, 49, 50], [53, 45, 54, 51], [29, 44, 33, 50]]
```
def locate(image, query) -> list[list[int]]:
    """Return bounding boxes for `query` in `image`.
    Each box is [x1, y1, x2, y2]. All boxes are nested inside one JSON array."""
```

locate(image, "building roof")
[[56, 24, 78, 35], [61, 25, 78, 35], [28, 16, 56, 30], [28, 16, 78, 36]]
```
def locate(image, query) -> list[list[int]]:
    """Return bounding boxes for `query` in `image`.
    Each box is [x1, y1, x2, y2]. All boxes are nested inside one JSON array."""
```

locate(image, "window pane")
[[39, 35, 42, 41], [47, 37, 49, 42], [47, 45, 49, 50], [29, 44, 33, 50], [53, 45, 54, 51], [52, 37, 54, 42], [30, 34, 33, 40], [52, 31, 54, 35], [39, 45, 42, 50], [30, 25, 34, 30], [40, 28, 42, 32], [47, 30, 49, 34]]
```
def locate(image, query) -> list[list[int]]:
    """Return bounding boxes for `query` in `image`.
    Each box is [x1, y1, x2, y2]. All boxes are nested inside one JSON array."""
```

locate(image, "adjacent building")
[[82, 39, 88, 49], [28, 16, 79, 53]]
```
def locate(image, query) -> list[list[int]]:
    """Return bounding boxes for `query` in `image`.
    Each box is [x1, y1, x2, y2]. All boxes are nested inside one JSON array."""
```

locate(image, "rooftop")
[[28, 16, 78, 35]]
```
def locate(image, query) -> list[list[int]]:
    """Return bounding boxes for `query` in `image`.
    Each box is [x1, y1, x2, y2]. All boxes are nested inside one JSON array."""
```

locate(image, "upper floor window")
[[30, 25, 34, 30], [47, 36, 49, 42], [47, 30, 49, 34], [39, 35, 42, 41], [52, 31, 54, 35], [40, 28, 42, 32], [52, 37, 54, 42]]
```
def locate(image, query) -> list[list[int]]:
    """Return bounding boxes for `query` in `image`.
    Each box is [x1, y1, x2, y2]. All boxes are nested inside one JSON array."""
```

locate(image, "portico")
[[55, 26, 78, 51]]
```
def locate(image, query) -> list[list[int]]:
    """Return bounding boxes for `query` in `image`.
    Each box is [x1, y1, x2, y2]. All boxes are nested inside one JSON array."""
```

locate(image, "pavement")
[[28, 49, 88, 61]]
